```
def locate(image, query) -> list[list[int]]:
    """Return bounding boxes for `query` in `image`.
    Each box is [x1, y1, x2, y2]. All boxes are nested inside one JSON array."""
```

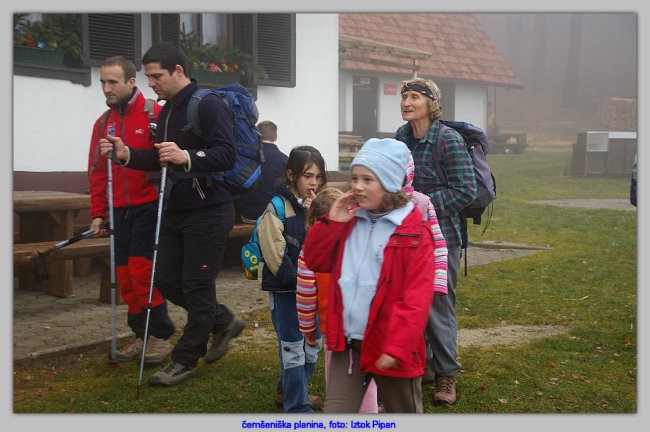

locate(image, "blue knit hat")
[[350, 138, 410, 193]]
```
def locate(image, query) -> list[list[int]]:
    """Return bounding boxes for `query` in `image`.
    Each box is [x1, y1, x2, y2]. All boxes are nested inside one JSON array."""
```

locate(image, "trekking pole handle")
[[22, 228, 97, 264]]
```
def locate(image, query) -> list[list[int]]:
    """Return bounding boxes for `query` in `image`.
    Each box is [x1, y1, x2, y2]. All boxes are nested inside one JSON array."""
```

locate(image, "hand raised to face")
[[328, 190, 359, 222]]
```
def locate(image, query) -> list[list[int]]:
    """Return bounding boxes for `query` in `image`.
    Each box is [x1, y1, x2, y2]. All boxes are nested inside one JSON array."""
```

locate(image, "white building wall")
[[378, 74, 411, 135], [256, 14, 339, 171], [12, 14, 340, 172], [13, 70, 159, 172], [453, 83, 487, 131], [338, 70, 352, 134], [338, 71, 488, 139], [338, 71, 407, 136]]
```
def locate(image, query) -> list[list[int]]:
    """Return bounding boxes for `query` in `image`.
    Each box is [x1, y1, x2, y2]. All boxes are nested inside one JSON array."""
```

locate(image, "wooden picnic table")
[[13, 190, 91, 297]]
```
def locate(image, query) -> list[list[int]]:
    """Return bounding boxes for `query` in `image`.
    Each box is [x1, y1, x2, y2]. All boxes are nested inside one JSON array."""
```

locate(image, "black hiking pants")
[[154, 202, 235, 367]]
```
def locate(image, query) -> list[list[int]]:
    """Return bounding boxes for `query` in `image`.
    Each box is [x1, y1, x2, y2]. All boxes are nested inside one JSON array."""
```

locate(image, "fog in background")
[[474, 13, 637, 140]]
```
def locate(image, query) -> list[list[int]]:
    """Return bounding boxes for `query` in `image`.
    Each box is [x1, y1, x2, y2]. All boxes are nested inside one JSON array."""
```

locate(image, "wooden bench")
[[229, 223, 255, 238], [13, 190, 91, 297], [14, 238, 119, 304], [13, 223, 256, 302], [489, 131, 528, 155], [13, 238, 111, 264]]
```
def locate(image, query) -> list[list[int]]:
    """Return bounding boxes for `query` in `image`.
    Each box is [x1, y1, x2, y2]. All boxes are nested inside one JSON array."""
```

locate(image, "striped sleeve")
[[296, 248, 318, 333], [424, 198, 448, 296], [410, 191, 448, 296]]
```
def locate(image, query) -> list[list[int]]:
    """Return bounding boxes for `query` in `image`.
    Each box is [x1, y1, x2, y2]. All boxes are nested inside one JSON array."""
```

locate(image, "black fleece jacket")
[[126, 82, 236, 211]]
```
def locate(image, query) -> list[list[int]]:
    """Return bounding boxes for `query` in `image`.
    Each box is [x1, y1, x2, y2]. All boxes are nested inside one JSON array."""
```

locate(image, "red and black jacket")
[[87, 88, 162, 219]]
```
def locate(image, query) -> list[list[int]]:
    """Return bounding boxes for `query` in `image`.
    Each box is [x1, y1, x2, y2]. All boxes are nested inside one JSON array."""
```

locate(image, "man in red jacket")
[[87, 56, 175, 364]]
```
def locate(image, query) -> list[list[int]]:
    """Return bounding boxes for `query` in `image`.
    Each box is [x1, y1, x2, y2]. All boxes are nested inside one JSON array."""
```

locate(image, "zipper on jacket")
[[119, 114, 131, 208], [162, 104, 206, 200], [193, 178, 206, 199], [162, 105, 172, 142], [345, 223, 374, 337]]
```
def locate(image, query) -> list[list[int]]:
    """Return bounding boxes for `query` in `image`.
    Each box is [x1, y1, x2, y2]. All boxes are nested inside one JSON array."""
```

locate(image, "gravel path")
[[13, 243, 548, 361], [528, 198, 635, 211], [17, 198, 631, 361]]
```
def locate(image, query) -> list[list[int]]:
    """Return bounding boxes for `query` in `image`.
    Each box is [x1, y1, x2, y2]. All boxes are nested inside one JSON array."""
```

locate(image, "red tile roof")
[[339, 13, 523, 88]]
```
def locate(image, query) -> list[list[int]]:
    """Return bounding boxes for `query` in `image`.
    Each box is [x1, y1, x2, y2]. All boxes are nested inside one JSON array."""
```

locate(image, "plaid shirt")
[[396, 120, 476, 248]]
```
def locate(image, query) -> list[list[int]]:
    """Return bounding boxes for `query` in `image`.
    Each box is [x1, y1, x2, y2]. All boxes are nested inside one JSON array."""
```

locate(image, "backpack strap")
[[434, 121, 469, 253], [250, 195, 287, 244], [97, 109, 111, 139], [89, 109, 112, 176], [433, 121, 451, 186], [182, 88, 211, 137], [270, 196, 286, 223], [144, 98, 157, 139], [182, 87, 240, 137], [144, 98, 155, 120]]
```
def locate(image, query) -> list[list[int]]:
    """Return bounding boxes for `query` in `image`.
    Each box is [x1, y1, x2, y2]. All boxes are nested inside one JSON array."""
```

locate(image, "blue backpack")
[[241, 196, 285, 280], [434, 120, 496, 226], [183, 82, 265, 193]]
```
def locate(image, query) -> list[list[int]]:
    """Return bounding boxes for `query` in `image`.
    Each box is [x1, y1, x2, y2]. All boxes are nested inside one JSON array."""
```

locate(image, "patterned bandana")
[[401, 82, 436, 101]]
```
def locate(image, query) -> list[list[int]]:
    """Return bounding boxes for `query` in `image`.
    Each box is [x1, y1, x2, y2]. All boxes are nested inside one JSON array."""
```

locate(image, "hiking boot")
[[433, 375, 457, 405], [148, 361, 197, 387], [144, 336, 173, 365], [205, 316, 246, 364], [310, 395, 323, 411], [110, 338, 143, 363], [422, 364, 435, 385], [275, 392, 323, 410]]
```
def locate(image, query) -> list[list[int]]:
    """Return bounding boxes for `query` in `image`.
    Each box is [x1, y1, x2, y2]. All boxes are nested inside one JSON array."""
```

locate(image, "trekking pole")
[[21, 228, 97, 264], [107, 155, 118, 364], [137, 163, 167, 397]]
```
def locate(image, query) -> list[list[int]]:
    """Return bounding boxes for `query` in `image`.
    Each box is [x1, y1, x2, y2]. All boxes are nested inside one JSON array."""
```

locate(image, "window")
[[85, 14, 141, 67], [255, 14, 295, 87], [13, 13, 91, 85], [152, 14, 180, 46], [14, 13, 296, 88], [230, 13, 296, 87]]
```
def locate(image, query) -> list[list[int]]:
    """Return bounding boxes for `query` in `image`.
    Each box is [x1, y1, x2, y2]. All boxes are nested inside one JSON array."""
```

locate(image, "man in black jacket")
[[239, 120, 289, 223], [100, 42, 245, 386]]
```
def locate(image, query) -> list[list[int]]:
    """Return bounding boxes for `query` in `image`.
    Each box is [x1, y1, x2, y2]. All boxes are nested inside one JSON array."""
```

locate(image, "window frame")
[[255, 13, 296, 88], [13, 13, 91, 86], [13, 13, 296, 89]]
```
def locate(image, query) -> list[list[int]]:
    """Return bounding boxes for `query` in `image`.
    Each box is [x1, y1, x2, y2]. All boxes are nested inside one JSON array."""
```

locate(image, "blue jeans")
[[270, 291, 321, 413]]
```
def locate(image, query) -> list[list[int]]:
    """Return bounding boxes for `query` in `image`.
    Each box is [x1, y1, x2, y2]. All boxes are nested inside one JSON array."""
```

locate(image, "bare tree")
[[562, 14, 583, 109], [530, 14, 548, 90]]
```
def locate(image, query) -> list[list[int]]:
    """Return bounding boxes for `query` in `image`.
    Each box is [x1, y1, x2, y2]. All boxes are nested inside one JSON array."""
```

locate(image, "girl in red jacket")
[[302, 138, 435, 413]]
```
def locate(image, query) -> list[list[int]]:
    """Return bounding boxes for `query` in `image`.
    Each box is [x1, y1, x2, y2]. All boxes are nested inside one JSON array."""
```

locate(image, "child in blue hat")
[[302, 138, 435, 413]]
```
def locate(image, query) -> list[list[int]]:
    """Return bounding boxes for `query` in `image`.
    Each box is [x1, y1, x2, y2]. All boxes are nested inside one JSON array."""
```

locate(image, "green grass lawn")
[[13, 143, 637, 416]]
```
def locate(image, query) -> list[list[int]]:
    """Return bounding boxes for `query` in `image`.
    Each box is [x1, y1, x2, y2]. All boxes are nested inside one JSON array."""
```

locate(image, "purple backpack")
[[434, 120, 496, 226]]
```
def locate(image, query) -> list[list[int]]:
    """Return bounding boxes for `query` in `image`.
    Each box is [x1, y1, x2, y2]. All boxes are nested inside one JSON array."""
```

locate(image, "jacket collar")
[[398, 119, 441, 146], [106, 86, 141, 113], [277, 184, 304, 211], [169, 82, 199, 107], [355, 201, 414, 226]]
